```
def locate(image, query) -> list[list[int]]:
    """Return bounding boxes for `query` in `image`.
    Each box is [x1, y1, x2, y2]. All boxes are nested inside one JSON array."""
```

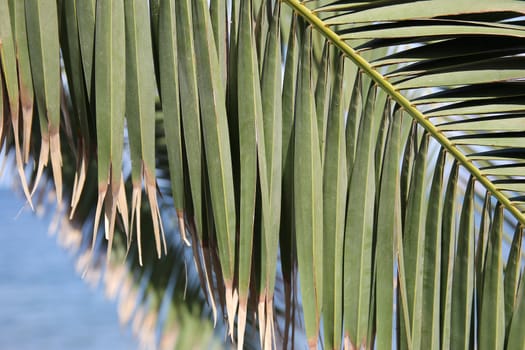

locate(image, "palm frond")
[[283, 0, 525, 348], [1, 0, 524, 349]]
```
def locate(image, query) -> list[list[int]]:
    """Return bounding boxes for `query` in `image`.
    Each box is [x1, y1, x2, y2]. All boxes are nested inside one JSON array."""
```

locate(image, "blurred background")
[[0, 185, 137, 350]]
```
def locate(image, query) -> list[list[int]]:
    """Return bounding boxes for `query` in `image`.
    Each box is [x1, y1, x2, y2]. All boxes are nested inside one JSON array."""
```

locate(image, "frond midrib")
[[283, 0, 525, 226]]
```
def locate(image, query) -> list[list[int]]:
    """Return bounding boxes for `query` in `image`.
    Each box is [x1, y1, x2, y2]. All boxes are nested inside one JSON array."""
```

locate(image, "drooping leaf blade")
[[294, 24, 323, 347], [450, 177, 475, 350], [322, 53, 347, 350], [192, 0, 237, 325], [479, 204, 505, 350], [375, 108, 402, 350], [344, 84, 378, 349]]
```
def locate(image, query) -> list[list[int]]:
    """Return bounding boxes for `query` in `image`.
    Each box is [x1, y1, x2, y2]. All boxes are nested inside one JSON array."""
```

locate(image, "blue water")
[[0, 189, 137, 350]]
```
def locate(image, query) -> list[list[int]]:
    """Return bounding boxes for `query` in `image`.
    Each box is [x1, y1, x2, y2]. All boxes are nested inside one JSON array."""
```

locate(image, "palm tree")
[[1, 0, 524, 348]]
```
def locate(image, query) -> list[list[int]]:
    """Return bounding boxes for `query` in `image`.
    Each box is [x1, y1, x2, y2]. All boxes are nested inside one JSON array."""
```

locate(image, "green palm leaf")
[[1, 0, 525, 348]]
